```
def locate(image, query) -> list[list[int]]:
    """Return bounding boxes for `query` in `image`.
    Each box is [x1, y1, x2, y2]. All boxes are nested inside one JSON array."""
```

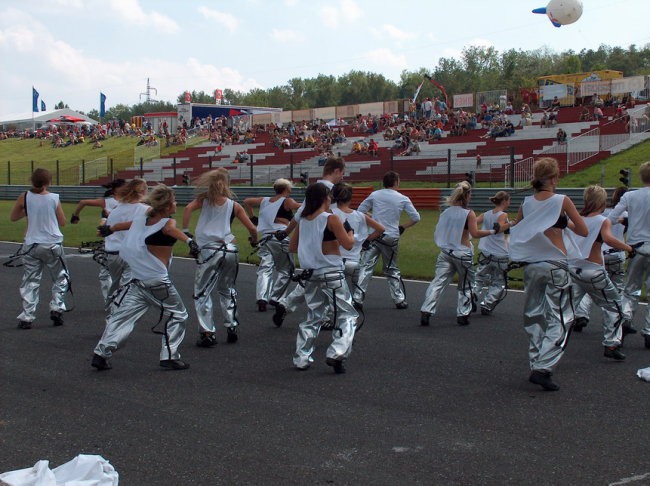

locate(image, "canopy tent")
[[47, 115, 86, 123]]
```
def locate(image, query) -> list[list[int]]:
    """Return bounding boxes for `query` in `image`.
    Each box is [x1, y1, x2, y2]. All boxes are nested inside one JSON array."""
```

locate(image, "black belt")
[[105, 250, 119, 255]]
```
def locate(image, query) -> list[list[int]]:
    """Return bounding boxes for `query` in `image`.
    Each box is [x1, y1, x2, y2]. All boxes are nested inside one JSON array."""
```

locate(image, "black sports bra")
[[552, 214, 568, 229], [323, 219, 352, 242], [276, 204, 294, 220], [145, 228, 176, 246], [595, 232, 603, 244]]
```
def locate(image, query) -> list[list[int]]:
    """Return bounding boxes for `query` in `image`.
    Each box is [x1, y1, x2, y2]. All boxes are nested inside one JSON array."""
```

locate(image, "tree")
[[55, 101, 69, 109]]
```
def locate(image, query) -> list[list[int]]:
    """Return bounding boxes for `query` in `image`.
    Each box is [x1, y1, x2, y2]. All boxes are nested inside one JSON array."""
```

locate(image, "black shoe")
[[480, 306, 492, 316], [50, 310, 64, 326], [226, 327, 238, 343], [395, 301, 408, 310], [353, 301, 363, 312], [529, 370, 559, 391], [573, 316, 589, 333], [272, 304, 287, 327], [17, 320, 32, 329], [471, 294, 478, 313], [269, 300, 280, 307], [326, 357, 346, 374], [604, 346, 626, 361], [457, 315, 470, 326], [622, 322, 637, 336], [257, 299, 267, 312], [644, 334, 650, 349], [91, 353, 112, 371], [420, 312, 431, 326], [160, 359, 190, 370], [196, 332, 217, 348]]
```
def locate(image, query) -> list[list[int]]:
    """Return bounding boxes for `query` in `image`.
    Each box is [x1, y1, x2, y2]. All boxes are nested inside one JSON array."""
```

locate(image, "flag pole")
[[32, 86, 35, 132]]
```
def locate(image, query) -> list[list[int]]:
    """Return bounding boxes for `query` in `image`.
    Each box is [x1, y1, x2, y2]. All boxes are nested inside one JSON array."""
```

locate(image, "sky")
[[1, 0, 649, 117]]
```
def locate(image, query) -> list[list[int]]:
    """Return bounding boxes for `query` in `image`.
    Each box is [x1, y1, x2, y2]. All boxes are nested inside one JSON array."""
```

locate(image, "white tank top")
[[434, 206, 470, 251], [24, 191, 63, 245], [602, 207, 626, 254], [105, 202, 150, 252], [104, 197, 119, 214], [257, 197, 287, 234], [571, 214, 606, 263], [509, 193, 581, 262], [332, 207, 368, 262], [195, 198, 235, 247], [478, 210, 508, 257], [119, 213, 170, 280], [297, 212, 343, 270]]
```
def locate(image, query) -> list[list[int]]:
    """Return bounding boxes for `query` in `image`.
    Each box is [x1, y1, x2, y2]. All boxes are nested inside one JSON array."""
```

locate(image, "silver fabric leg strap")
[[420, 249, 474, 317], [621, 243, 650, 334]]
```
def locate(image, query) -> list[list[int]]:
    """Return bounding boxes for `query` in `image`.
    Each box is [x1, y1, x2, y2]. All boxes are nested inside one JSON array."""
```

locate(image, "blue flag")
[[100, 92, 106, 118], [41, 100, 46, 111], [32, 87, 39, 112]]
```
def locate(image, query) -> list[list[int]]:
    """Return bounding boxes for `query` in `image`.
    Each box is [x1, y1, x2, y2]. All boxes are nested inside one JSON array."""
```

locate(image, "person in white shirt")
[[92, 185, 199, 371], [183, 169, 258, 348], [243, 179, 301, 312], [509, 158, 588, 391], [420, 181, 496, 327], [572, 187, 627, 332], [290, 183, 357, 373], [567, 185, 632, 361], [10, 168, 69, 329], [474, 191, 513, 316], [352, 171, 420, 310], [607, 161, 650, 348]]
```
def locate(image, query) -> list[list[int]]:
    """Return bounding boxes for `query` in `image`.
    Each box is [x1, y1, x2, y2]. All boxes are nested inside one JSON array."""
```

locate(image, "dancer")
[[568, 186, 632, 361], [573, 187, 627, 332], [70, 179, 126, 300], [474, 191, 512, 316], [243, 178, 301, 312], [509, 157, 587, 391], [353, 170, 420, 310], [182, 169, 258, 348], [607, 161, 650, 348], [330, 182, 385, 311], [10, 168, 69, 329], [290, 183, 357, 373], [272, 157, 346, 326], [419, 181, 497, 327], [92, 184, 199, 371], [100, 178, 149, 307]]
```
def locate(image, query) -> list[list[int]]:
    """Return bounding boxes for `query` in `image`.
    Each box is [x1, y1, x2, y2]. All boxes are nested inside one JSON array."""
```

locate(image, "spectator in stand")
[[423, 98, 433, 119], [476, 154, 482, 168], [505, 101, 514, 115], [556, 128, 567, 144], [592, 93, 604, 108], [580, 106, 592, 121], [551, 96, 561, 110], [368, 138, 379, 157], [593, 106, 604, 120]]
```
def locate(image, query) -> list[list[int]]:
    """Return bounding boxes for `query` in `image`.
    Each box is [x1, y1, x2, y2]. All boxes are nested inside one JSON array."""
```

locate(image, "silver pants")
[[353, 236, 406, 305], [17, 243, 69, 322], [420, 250, 475, 317], [621, 243, 650, 335], [103, 253, 132, 310], [193, 243, 239, 333], [343, 259, 361, 300], [575, 255, 625, 319], [474, 253, 509, 312], [255, 236, 293, 303], [570, 265, 623, 346], [523, 262, 574, 372], [98, 265, 112, 302], [95, 277, 188, 361], [293, 269, 358, 368]]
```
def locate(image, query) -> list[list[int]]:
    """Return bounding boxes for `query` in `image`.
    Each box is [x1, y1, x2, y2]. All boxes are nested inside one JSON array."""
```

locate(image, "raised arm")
[[71, 198, 106, 221], [467, 210, 494, 239], [600, 219, 632, 252], [563, 196, 588, 237], [182, 198, 201, 231], [242, 197, 263, 217], [10, 192, 27, 221], [234, 202, 258, 245]]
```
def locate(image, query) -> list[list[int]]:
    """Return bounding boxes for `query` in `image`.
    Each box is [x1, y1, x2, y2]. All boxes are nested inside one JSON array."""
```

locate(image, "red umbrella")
[[48, 115, 85, 123]]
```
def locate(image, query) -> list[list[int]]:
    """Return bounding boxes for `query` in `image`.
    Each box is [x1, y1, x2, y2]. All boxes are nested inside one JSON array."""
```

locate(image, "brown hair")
[[531, 157, 560, 190], [332, 182, 353, 204], [146, 184, 175, 216], [30, 168, 51, 193], [117, 178, 148, 203], [581, 185, 607, 215], [608, 186, 627, 208], [489, 191, 510, 205], [383, 170, 400, 188], [322, 156, 345, 176]]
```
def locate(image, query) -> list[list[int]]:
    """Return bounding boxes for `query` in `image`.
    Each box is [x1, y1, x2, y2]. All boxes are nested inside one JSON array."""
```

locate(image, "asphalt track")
[[1, 241, 649, 486]]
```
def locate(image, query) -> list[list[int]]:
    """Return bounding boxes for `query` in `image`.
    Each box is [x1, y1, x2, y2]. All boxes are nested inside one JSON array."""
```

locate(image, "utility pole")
[[139, 78, 158, 103]]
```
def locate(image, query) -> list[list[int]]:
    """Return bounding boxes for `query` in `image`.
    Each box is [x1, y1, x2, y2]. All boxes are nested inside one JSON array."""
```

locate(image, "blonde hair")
[[146, 184, 175, 215], [118, 178, 148, 203], [273, 178, 293, 194], [640, 161, 650, 184], [531, 157, 560, 190], [581, 185, 607, 215], [489, 190, 510, 205], [446, 180, 472, 207], [194, 168, 234, 203]]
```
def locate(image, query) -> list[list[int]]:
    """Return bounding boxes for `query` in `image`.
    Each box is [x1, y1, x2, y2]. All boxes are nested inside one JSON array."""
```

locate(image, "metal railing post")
[[509, 146, 515, 188], [447, 149, 451, 188], [7, 161, 10, 185], [172, 158, 177, 185], [81, 159, 85, 184], [250, 154, 254, 187], [139, 158, 144, 178], [56, 160, 60, 185]]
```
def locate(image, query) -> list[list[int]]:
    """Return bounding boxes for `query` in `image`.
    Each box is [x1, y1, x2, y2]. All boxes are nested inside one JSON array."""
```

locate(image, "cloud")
[[364, 48, 408, 70], [271, 28, 304, 43], [373, 24, 416, 41], [107, 0, 179, 33], [198, 6, 239, 33], [320, 0, 361, 29]]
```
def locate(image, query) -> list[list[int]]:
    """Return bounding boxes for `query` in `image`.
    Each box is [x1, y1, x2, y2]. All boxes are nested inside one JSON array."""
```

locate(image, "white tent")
[[0, 108, 98, 130]]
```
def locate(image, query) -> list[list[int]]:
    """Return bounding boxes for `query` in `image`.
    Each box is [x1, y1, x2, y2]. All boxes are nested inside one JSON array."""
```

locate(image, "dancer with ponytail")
[[474, 191, 512, 316], [567, 185, 632, 361], [509, 158, 587, 391], [183, 169, 258, 347], [419, 181, 496, 327], [92, 185, 198, 371], [11, 168, 69, 329]]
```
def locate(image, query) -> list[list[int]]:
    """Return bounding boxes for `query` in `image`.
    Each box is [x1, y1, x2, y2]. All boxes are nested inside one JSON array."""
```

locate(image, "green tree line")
[[83, 44, 649, 121]]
